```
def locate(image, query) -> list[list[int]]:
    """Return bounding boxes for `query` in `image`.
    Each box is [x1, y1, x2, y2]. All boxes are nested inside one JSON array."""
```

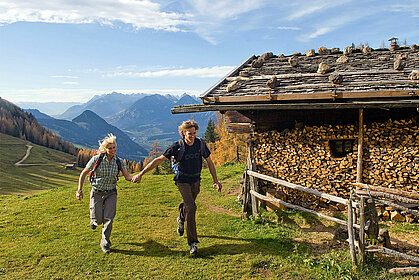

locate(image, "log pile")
[[254, 117, 419, 222]]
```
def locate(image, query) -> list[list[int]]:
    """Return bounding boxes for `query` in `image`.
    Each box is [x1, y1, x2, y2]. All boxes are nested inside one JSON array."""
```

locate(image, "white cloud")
[[104, 65, 235, 78], [50, 75, 79, 79], [296, 8, 375, 42], [0, 0, 188, 31], [63, 81, 79, 85], [277, 26, 301, 30], [286, 0, 353, 20], [187, 0, 265, 19]]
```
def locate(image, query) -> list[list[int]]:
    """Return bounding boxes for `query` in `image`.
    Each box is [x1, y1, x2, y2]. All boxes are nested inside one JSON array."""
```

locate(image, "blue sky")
[[0, 0, 418, 103]]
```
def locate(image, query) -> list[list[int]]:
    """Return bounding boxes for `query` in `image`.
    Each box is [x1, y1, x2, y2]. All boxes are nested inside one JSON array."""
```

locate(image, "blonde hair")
[[98, 133, 117, 154], [178, 120, 199, 137]]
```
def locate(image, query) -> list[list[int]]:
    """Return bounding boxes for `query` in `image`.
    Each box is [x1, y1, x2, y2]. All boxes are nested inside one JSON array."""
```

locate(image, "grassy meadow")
[[0, 133, 417, 279], [0, 133, 79, 194]]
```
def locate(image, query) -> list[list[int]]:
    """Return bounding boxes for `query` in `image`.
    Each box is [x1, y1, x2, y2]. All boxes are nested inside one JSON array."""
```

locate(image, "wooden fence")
[[242, 165, 419, 272]]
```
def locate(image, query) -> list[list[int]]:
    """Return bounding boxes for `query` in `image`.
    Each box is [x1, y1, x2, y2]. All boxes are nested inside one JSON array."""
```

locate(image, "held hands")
[[76, 189, 83, 200], [213, 181, 222, 192], [131, 174, 142, 183]]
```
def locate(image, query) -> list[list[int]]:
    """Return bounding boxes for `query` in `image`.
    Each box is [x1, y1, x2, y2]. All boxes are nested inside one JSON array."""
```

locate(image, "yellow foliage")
[[209, 114, 247, 166]]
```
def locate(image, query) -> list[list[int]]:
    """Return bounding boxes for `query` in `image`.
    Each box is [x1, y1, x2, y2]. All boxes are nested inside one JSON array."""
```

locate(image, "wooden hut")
[[172, 43, 419, 221]]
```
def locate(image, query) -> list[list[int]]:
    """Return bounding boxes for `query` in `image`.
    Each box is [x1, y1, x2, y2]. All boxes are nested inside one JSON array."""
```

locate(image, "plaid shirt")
[[86, 154, 127, 191]]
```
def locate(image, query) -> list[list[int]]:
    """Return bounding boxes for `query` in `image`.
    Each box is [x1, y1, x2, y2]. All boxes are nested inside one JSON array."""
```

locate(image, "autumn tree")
[[208, 113, 247, 166]]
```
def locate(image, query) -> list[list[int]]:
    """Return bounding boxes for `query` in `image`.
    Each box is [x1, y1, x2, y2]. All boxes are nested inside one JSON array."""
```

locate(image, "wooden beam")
[[348, 192, 357, 267], [356, 108, 364, 183], [224, 69, 416, 81], [366, 245, 419, 263], [206, 90, 418, 103], [355, 190, 419, 204], [389, 267, 419, 274], [249, 190, 358, 227], [353, 183, 419, 200], [246, 170, 352, 206], [359, 196, 366, 267], [171, 100, 419, 114], [225, 123, 252, 134]]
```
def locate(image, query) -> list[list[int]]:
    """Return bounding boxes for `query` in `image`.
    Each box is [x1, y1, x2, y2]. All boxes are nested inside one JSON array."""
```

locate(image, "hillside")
[[109, 94, 215, 148], [0, 133, 79, 194], [38, 110, 147, 161], [17, 93, 215, 150], [1, 162, 417, 279], [0, 97, 77, 155]]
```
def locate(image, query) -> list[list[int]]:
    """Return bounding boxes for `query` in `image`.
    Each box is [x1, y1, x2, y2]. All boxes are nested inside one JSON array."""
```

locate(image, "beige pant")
[[90, 188, 117, 248], [176, 181, 200, 245]]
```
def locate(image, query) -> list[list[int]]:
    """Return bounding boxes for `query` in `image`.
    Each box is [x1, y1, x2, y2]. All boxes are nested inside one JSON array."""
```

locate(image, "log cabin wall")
[[253, 115, 418, 207]]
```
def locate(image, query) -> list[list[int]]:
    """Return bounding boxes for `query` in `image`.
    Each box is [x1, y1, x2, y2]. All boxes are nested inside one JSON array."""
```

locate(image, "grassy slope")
[[0, 133, 79, 194], [1, 161, 415, 280]]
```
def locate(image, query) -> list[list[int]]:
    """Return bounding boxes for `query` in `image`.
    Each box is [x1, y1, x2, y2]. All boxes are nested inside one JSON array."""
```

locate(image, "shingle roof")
[[201, 45, 419, 104]]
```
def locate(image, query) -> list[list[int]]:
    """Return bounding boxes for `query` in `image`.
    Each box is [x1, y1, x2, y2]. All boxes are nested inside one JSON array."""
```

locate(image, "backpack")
[[88, 153, 122, 183], [171, 137, 206, 175]]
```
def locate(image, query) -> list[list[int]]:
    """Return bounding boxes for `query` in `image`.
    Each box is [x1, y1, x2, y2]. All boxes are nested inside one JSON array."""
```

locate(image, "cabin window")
[[328, 139, 355, 158]]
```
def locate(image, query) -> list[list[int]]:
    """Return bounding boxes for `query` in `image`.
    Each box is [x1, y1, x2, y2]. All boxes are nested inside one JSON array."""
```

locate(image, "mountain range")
[[21, 92, 215, 159], [34, 110, 147, 161]]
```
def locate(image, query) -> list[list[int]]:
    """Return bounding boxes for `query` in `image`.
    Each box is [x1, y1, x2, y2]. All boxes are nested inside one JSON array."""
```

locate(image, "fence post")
[[348, 190, 357, 268], [247, 137, 258, 217], [359, 196, 366, 267], [241, 163, 249, 219]]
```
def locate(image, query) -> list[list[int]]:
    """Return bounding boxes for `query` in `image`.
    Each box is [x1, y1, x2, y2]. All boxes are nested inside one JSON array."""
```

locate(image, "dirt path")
[[14, 144, 58, 166], [15, 144, 33, 166]]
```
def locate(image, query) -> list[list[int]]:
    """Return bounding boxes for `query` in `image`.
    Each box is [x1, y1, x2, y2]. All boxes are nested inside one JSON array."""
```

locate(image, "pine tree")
[[204, 119, 217, 143]]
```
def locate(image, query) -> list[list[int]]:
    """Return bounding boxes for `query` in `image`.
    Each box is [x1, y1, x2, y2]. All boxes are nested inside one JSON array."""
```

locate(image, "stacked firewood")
[[254, 117, 418, 221]]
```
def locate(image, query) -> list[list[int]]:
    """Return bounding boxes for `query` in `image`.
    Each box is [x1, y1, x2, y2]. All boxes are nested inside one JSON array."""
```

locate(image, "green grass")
[[0, 141, 416, 279], [1, 164, 415, 279], [0, 133, 79, 194]]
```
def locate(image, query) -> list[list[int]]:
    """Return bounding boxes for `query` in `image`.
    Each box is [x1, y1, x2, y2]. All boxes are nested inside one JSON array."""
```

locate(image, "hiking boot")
[[189, 242, 198, 255], [177, 217, 184, 236], [101, 244, 111, 254]]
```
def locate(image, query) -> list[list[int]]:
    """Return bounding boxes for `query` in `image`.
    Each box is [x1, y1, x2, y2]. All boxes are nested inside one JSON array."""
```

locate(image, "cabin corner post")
[[248, 132, 259, 217], [356, 108, 364, 183]]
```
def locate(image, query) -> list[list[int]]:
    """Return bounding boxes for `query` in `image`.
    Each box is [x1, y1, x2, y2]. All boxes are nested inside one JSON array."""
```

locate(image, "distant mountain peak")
[[72, 110, 106, 124]]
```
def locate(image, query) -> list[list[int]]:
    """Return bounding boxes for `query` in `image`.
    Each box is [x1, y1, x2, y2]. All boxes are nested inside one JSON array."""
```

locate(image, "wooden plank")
[[207, 90, 418, 103], [171, 100, 419, 114], [356, 108, 364, 183], [389, 267, 419, 274], [372, 198, 419, 217], [249, 190, 360, 228], [348, 193, 357, 267], [241, 165, 249, 219], [359, 196, 366, 267], [225, 123, 252, 134], [355, 190, 419, 204], [354, 183, 419, 200], [247, 142, 258, 217], [223, 69, 416, 81], [224, 78, 417, 90], [366, 245, 419, 263], [246, 170, 353, 206]]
